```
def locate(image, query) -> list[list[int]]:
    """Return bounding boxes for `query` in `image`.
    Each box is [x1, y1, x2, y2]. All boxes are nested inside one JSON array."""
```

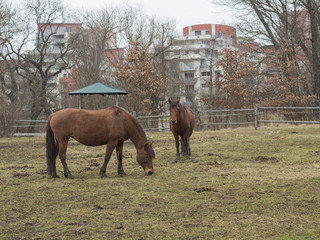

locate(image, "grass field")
[[0, 125, 320, 239]]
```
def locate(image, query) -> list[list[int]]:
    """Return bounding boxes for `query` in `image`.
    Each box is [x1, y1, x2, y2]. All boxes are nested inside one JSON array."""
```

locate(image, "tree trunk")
[[306, 0, 320, 97]]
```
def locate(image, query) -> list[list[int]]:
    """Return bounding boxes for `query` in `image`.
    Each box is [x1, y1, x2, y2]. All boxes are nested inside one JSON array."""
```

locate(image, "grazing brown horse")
[[168, 99, 195, 160], [46, 106, 155, 178]]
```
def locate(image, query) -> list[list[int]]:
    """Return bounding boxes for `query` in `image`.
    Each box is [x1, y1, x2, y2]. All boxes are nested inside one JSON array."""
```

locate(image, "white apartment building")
[[165, 24, 237, 109]]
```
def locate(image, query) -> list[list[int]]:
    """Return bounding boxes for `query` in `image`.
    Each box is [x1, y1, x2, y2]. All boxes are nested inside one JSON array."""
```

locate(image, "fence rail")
[[3, 106, 320, 136]]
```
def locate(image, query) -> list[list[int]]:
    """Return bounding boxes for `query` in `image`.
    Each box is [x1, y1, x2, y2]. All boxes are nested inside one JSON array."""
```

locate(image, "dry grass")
[[0, 125, 320, 239]]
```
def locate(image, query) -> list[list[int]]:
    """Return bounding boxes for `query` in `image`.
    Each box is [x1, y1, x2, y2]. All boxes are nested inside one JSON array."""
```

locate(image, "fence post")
[[254, 104, 259, 130], [194, 110, 199, 131]]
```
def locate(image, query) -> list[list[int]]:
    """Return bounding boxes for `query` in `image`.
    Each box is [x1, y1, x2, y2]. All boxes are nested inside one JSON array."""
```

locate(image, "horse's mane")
[[124, 109, 155, 158], [116, 107, 148, 141], [170, 101, 179, 108], [170, 101, 187, 113], [130, 114, 148, 140]]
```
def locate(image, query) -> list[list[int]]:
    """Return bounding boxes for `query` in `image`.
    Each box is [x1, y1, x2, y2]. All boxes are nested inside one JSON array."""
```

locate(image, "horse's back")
[[186, 106, 195, 135], [49, 107, 130, 146], [50, 108, 82, 134]]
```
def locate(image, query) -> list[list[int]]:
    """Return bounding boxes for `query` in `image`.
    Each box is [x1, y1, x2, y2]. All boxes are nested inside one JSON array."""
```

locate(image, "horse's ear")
[[144, 142, 153, 151], [168, 98, 172, 104]]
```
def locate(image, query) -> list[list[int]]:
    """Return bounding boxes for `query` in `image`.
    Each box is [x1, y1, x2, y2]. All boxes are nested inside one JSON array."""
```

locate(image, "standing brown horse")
[[168, 99, 195, 160], [46, 106, 155, 178]]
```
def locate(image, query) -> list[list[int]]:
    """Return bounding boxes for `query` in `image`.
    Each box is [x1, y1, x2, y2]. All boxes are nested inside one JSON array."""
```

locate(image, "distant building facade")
[[165, 24, 237, 109], [39, 23, 125, 108]]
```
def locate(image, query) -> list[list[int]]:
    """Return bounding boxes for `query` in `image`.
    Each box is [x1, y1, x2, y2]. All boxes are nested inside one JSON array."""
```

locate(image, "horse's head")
[[168, 98, 181, 125], [137, 141, 155, 175]]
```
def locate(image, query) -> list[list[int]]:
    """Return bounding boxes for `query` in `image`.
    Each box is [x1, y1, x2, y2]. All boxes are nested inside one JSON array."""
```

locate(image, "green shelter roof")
[[68, 83, 129, 96]]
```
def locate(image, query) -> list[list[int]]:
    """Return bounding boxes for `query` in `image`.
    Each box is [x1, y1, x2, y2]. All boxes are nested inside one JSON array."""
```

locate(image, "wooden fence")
[[197, 106, 320, 130], [5, 106, 320, 136]]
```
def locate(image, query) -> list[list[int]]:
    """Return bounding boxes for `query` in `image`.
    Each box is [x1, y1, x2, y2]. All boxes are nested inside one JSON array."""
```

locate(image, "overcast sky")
[[10, 0, 240, 35]]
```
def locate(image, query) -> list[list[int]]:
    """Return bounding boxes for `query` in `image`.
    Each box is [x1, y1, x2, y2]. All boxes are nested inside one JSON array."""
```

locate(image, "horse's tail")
[[46, 115, 58, 178]]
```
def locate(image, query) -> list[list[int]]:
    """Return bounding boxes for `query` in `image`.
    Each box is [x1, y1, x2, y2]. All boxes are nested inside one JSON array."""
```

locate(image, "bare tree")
[[7, 0, 78, 125], [71, 6, 124, 109], [0, 0, 22, 136], [0, 0, 17, 104], [116, 41, 163, 116], [212, 0, 320, 100], [300, 0, 320, 96], [117, 4, 177, 113], [120, 4, 157, 48], [150, 18, 176, 114]]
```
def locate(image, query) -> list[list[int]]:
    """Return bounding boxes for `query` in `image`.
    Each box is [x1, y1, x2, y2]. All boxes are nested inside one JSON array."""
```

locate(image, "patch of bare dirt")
[[36, 169, 47, 175], [12, 172, 30, 178], [206, 160, 224, 166], [5, 165, 34, 170], [77, 167, 95, 173], [193, 187, 218, 193], [255, 156, 278, 163], [88, 160, 100, 167]]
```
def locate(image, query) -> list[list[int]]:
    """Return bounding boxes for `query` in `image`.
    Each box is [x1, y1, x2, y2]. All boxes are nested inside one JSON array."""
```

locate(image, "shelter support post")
[[254, 104, 259, 130], [79, 95, 83, 109]]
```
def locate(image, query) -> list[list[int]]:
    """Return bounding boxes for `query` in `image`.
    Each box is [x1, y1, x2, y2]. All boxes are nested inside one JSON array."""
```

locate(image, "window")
[[201, 72, 210, 76], [305, 27, 309, 37], [65, 26, 72, 32], [185, 73, 194, 79], [186, 85, 194, 91], [202, 83, 207, 88], [215, 71, 221, 80], [194, 50, 199, 54], [186, 96, 193, 105], [195, 30, 201, 35]]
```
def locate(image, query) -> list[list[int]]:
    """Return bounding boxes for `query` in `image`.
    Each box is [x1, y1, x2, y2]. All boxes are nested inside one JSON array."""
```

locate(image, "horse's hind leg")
[[116, 142, 127, 177], [58, 140, 74, 179], [186, 135, 191, 156]]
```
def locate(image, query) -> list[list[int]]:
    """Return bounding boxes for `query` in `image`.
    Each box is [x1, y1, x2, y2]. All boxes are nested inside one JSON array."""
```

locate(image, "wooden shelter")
[[68, 83, 129, 108]]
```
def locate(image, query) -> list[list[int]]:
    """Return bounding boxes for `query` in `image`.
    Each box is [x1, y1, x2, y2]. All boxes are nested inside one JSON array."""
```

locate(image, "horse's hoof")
[[49, 174, 59, 178], [100, 173, 107, 178], [119, 172, 127, 177]]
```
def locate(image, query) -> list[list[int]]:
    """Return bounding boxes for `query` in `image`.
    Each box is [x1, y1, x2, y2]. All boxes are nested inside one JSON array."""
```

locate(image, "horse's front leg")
[[180, 138, 186, 156], [58, 140, 74, 179], [100, 143, 115, 178], [181, 137, 189, 159], [116, 142, 127, 177], [174, 133, 180, 160]]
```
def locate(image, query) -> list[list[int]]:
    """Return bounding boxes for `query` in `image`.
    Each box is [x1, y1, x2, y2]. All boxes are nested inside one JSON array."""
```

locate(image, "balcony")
[[182, 78, 197, 84]]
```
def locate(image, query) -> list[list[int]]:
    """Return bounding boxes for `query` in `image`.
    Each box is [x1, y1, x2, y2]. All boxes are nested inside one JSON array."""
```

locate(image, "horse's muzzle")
[[171, 120, 177, 125], [146, 170, 153, 176]]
